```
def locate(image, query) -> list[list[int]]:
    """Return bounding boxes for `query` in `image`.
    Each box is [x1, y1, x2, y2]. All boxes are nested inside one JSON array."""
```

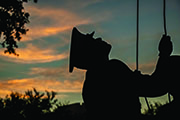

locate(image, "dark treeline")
[[0, 88, 87, 120]]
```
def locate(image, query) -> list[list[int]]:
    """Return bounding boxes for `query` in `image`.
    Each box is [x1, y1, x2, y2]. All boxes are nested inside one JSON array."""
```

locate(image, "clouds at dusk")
[[0, 44, 68, 63], [23, 6, 93, 41], [0, 78, 83, 98], [23, 4, 111, 42], [28, 66, 86, 84], [0, 0, 180, 106]]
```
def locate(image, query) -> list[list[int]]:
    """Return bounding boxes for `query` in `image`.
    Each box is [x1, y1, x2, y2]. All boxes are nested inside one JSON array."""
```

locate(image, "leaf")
[[23, 0, 28, 2], [2, 42, 5, 48], [33, 88, 39, 96], [34, 0, 38, 3], [46, 91, 50, 100], [24, 12, 30, 18], [51, 91, 57, 100]]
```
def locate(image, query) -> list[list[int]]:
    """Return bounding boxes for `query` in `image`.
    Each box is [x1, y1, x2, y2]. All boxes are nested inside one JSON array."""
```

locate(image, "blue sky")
[[0, 0, 180, 112]]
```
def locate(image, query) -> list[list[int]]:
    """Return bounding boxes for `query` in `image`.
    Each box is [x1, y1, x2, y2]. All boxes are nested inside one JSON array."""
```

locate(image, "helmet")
[[69, 27, 112, 72]]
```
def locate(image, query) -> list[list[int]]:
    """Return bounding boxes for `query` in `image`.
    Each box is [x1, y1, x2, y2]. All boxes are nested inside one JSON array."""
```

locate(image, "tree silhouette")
[[0, 88, 58, 120], [0, 0, 37, 56], [143, 102, 163, 116]]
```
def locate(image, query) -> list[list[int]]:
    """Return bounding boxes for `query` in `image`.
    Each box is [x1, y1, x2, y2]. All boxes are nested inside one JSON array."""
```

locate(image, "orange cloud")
[[0, 44, 68, 63], [29, 66, 86, 81], [0, 78, 83, 98], [7, 79, 28, 84], [43, 27, 71, 35], [22, 6, 92, 41]]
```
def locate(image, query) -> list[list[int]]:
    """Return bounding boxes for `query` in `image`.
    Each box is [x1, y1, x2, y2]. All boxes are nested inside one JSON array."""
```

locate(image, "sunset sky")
[[0, 0, 180, 111]]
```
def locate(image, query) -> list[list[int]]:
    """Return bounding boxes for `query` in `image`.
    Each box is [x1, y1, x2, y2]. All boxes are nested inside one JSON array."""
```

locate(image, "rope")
[[145, 97, 151, 111], [163, 0, 171, 103], [163, 0, 167, 36], [136, 0, 139, 71], [168, 94, 171, 103], [136, 0, 151, 110]]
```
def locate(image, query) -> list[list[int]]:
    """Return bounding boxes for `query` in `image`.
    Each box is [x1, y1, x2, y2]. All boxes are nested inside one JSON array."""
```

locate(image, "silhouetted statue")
[[69, 27, 141, 119]]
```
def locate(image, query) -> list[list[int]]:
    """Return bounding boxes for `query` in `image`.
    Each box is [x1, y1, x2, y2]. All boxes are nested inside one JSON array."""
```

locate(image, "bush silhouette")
[[143, 102, 163, 116], [0, 88, 58, 120]]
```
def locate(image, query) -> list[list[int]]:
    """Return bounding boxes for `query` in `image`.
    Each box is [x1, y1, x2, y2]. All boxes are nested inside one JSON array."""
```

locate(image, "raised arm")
[[134, 71, 168, 97]]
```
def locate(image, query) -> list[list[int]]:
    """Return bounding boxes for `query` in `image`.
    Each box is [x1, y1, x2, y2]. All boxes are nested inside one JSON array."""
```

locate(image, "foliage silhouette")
[[142, 102, 180, 120], [0, 88, 177, 120], [0, 88, 60, 120], [0, 88, 90, 120], [143, 102, 163, 116], [0, 0, 37, 56]]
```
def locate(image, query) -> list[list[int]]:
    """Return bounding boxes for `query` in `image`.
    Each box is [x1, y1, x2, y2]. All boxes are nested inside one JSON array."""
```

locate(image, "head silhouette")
[[158, 35, 173, 57], [69, 27, 112, 72]]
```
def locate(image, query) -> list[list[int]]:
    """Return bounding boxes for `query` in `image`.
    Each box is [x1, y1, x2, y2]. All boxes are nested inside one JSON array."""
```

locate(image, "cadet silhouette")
[[69, 27, 141, 119]]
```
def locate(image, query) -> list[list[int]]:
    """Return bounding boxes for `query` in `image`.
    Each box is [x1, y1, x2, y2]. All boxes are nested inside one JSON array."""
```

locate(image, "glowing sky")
[[0, 0, 180, 111]]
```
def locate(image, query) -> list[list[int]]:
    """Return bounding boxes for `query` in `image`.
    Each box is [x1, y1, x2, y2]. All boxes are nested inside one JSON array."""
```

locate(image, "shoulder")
[[108, 59, 132, 72], [108, 59, 127, 67]]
